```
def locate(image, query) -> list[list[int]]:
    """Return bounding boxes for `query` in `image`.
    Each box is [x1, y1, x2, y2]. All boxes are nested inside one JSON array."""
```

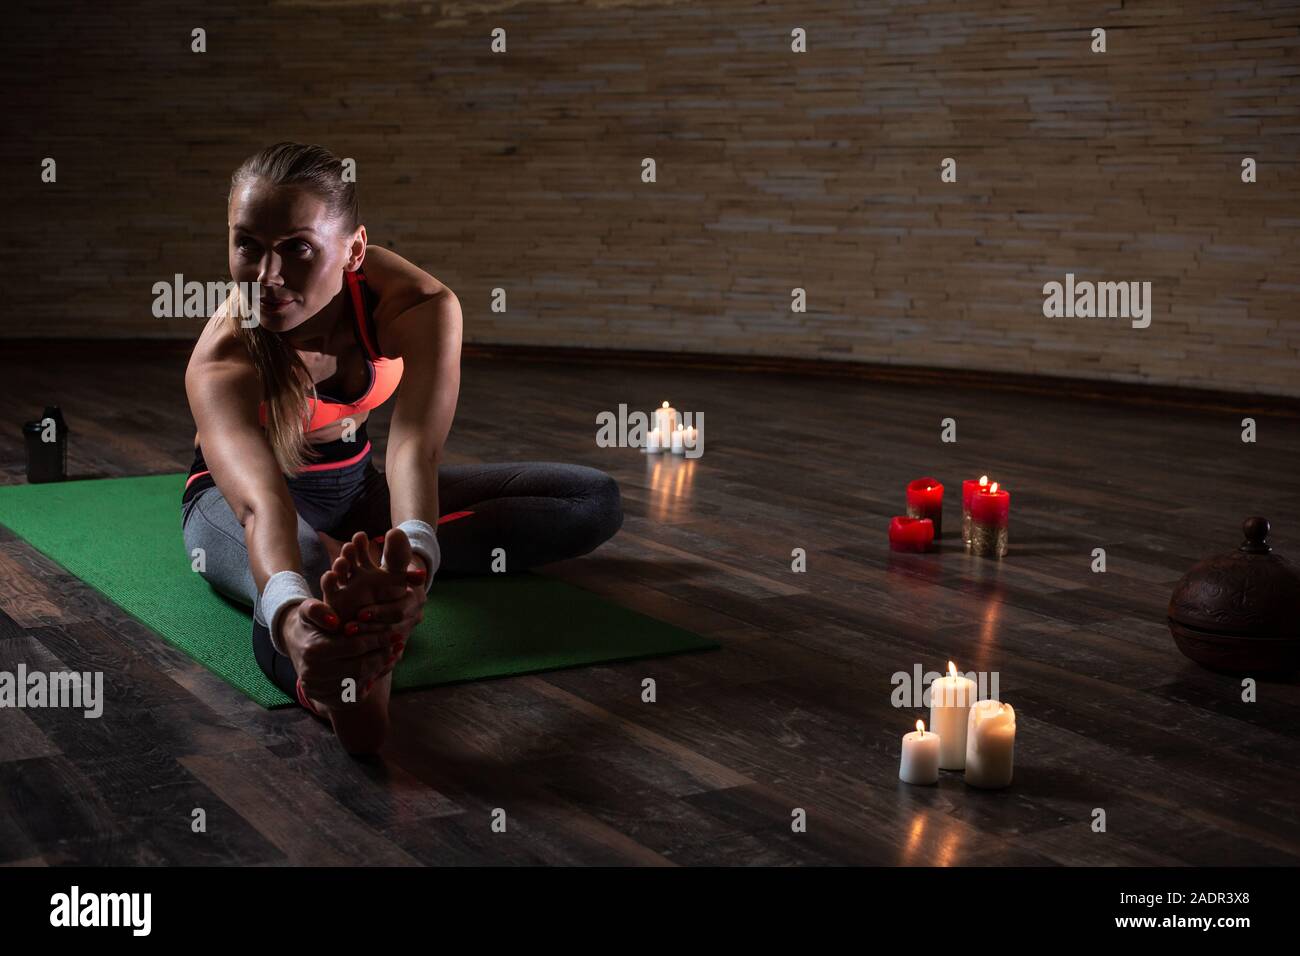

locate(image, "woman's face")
[[227, 178, 361, 333]]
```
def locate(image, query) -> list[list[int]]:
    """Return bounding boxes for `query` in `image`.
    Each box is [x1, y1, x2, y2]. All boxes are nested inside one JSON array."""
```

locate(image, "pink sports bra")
[[256, 268, 404, 433]]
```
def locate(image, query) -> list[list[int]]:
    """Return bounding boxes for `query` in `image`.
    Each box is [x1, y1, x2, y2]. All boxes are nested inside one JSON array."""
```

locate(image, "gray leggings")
[[181, 457, 624, 700]]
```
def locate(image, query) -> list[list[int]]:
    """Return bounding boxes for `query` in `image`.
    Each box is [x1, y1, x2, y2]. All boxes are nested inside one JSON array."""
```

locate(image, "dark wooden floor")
[[1, 343, 1299, 865]]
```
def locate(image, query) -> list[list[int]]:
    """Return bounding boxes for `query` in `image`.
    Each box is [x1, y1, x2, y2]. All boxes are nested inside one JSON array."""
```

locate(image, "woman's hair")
[[225, 142, 360, 476]]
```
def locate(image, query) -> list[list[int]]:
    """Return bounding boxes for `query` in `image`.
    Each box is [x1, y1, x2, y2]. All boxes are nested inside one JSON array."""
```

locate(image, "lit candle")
[[961, 475, 989, 546], [929, 661, 976, 770], [888, 516, 934, 553], [899, 719, 940, 785], [645, 427, 663, 454], [964, 700, 1016, 789], [906, 477, 944, 539], [654, 401, 678, 440], [970, 482, 1010, 558], [682, 424, 699, 454], [670, 423, 685, 455]]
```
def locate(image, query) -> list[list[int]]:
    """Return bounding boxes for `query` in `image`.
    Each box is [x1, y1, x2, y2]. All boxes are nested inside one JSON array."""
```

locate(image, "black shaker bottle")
[[23, 405, 69, 483]]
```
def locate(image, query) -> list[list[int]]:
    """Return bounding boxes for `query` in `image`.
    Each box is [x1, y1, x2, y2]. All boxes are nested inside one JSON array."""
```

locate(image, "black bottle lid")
[[41, 406, 68, 431]]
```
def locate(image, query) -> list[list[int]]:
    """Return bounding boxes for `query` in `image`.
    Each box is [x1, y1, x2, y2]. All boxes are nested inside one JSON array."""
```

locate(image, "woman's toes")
[[382, 528, 413, 577], [353, 532, 378, 568], [331, 554, 353, 580], [322, 569, 342, 605]]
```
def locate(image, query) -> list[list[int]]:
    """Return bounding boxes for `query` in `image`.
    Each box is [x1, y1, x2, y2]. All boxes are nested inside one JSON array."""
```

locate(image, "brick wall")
[[4, 0, 1298, 396]]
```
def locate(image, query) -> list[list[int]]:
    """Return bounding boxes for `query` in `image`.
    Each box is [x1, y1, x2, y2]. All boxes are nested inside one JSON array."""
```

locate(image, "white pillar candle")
[[929, 660, 976, 770], [645, 427, 663, 454], [654, 401, 679, 440], [964, 700, 1016, 789], [683, 425, 699, 453], [899, 719, 940, 785], [670, 424, 685, 455]]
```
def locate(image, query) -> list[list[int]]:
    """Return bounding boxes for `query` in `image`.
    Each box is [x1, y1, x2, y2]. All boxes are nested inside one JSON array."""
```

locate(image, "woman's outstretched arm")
[[360, 248, 464, 581], [185, 309, 304, 597], [385, 289, 463, 546]]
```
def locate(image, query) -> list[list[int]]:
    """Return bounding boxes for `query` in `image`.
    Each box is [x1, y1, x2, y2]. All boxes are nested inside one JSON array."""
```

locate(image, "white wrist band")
[[260, 570, 313, 656], [396, 519, 440, 592]]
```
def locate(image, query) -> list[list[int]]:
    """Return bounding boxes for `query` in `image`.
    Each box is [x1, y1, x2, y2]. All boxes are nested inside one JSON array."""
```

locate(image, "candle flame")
[[916, 719, 925, 735], [979, 475, 988, 486], [990, 482, 999, 494], [947, 660, 958, 678], [662, 401, 669, 408]]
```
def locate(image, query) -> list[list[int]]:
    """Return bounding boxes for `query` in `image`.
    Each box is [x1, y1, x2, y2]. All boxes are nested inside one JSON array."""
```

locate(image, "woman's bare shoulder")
[[362, 245, 449, 299], [182, 295, 269, 455], [359, 246, 453, 358], [186, 299, 257, 385]]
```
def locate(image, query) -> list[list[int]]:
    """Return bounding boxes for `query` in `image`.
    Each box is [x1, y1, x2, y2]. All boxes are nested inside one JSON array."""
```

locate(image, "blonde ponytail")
[[225, 293, 319, 476]]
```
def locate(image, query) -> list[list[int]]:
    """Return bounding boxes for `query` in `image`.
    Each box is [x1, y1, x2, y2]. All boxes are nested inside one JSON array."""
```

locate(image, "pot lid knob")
[[1240, 517, 1272, 554]]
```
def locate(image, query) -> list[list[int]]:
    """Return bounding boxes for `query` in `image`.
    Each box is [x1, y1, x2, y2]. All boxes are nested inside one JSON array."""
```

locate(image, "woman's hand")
[[281, 598, 395, 708], [347, 556, 428, 675]]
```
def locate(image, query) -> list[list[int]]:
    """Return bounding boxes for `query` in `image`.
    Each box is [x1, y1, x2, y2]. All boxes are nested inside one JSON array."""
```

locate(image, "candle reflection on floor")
[[901, 812, 963, 866], [976, 594, 1003, 668], [645, 455, 697, 522], [936, 823, 962, 867], [903, 812, 928, 864], [966, 565, 1006, 670]]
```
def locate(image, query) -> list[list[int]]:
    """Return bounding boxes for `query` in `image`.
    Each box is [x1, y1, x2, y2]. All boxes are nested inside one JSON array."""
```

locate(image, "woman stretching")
[[182, 142, 624, 754]]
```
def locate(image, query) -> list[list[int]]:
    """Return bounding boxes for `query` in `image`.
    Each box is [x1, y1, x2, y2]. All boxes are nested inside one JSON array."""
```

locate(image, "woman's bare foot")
[[321, 530, 413, 623], [327, 673, 392, 756], [310, 529, 415, 755], [281, 598, 394, 754]]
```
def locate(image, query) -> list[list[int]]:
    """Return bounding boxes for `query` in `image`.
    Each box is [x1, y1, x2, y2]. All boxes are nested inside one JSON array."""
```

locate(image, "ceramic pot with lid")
[[1167, 517, 1300, 675]]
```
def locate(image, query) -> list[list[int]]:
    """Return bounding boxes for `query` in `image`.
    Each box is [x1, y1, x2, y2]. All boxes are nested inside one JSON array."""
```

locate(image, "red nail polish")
[[345, 622, 359, 636], [324, 612, 339, 629], [360, 610, 373, 622]]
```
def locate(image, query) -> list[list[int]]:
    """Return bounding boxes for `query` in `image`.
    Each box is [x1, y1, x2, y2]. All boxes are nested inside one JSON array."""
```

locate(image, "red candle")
[[906, 477, 944, 539], [971, 483, 1010, 525], [889, 516, 935, 553], [962, 475, 990, 545], [962, 475, 990, 514], [970, 482, 1010, 558]]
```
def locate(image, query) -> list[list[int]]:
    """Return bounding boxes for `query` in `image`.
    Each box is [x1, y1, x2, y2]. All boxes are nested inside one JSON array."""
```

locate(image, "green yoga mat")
[[0, 474, 718, 708]]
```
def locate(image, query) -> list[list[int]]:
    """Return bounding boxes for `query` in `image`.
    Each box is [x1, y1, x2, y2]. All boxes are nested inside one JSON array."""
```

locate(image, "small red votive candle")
[[970, 482, 1010, 558], [906, 477, 944, 539], [962, 475, 990, 546], [889, 516, 935, 553]]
